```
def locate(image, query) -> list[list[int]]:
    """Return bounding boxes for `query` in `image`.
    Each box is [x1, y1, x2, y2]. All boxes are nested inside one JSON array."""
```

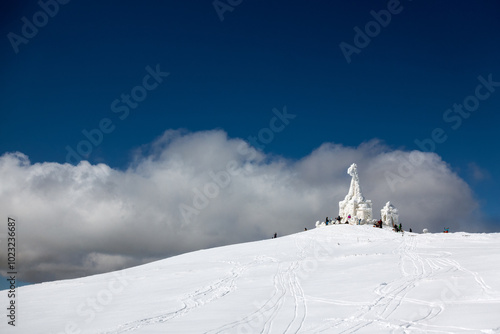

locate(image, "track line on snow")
[[321, 234, 436, 334], [206, 239, 309, 334], [100, 261, 251, 334], [434, 257, 493, 294], [205, 263, 285, 333]]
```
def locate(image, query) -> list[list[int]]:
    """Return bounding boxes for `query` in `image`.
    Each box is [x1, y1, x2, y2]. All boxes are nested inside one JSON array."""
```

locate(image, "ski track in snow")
[[25, 227, 497, 334], [100, 260, 255, 334], [206, 236, 309, 334], [101, 238, 311, 334], [207, 231, 500, 334], [308, 233, 499, 334]]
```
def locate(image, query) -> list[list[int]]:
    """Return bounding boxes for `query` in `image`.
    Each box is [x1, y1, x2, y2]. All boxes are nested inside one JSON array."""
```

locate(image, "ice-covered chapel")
[[338, 163, 373, 224], [316, 163, 399, 227]]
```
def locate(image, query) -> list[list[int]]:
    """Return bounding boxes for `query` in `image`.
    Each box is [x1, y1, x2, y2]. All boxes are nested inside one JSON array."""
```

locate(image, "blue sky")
[[1, 0, 500, 283]]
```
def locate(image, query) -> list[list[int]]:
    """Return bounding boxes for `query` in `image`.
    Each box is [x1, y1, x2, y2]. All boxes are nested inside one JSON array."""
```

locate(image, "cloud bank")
[[0, 130, 481, 282]]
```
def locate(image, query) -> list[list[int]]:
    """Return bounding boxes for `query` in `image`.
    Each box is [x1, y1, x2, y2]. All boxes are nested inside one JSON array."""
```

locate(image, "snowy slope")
[[2, 225, 500, 334]]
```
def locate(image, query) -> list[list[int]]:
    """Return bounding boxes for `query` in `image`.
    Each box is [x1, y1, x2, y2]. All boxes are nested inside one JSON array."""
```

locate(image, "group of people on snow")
[[322, 216, 411, 234], [394, 223, 403, 232], [309, 215, 417, 234], [324, 216, 349, 225]]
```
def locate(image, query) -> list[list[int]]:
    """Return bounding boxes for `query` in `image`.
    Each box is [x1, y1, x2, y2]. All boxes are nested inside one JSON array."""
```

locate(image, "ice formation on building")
[[338, 163, 373, 224], [315, 163, 400, 228], [380, 201, 399, 226]]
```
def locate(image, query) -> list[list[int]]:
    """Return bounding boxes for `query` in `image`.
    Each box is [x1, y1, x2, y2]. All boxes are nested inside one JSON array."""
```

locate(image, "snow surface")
[[2, 225, 500, 333]]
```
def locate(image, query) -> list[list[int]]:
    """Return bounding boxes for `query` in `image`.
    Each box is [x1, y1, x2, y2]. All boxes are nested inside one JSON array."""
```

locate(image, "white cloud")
[[0, 130, 481, 282]]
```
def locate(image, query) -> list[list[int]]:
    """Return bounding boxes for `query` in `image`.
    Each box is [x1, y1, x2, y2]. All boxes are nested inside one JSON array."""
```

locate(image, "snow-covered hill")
[[2, 225, 500, 333]]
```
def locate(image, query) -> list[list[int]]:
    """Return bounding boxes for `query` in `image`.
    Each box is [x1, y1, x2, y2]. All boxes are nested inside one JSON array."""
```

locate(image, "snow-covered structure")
[[315, 163, 400, 228], [380, 201, 399, 226], [338, 163, 373, 224]]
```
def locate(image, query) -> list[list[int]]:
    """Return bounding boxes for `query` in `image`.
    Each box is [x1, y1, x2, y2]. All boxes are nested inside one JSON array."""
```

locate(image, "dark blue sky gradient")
[[1, 1, 500, 221]]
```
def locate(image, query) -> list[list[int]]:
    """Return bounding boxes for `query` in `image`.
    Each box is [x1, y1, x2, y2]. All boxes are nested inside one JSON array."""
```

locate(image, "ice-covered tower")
[[338, 163, 373, 224], [381, 201, 399, 226]]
